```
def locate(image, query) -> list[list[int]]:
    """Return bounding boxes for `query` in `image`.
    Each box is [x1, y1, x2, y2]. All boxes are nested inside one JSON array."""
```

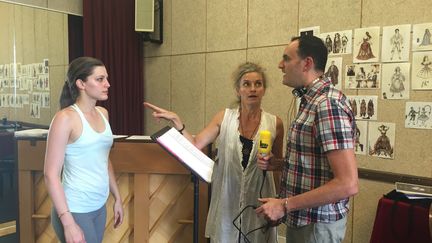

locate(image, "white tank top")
[[62, 104, 113, 213]]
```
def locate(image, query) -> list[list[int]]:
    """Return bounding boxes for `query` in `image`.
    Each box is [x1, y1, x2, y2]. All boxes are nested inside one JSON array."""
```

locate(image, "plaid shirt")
[[280, 77, 356, 227]]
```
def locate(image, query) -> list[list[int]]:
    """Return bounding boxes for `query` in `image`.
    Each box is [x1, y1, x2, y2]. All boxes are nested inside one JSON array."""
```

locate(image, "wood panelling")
[[17, 139, 209, 243]]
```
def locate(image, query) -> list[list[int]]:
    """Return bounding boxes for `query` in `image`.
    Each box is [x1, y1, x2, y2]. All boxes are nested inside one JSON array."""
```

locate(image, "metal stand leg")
[[192, 174, 199, 243]]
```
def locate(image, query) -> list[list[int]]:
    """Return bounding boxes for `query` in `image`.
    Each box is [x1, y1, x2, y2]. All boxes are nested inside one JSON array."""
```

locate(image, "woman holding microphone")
[[144, 62, 284, 243]]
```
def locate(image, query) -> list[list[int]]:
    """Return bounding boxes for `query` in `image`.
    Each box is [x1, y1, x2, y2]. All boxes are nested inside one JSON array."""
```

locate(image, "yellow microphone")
[[258, 130, 272, 176]]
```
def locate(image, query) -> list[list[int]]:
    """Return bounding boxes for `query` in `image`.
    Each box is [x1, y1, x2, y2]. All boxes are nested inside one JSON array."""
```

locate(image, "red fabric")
[[370, 197, 432, 243], [83, 0, 144, 135]]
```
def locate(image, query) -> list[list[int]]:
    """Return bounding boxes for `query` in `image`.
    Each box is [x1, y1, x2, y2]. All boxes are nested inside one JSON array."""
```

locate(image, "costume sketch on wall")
[[412, 23, 432, 51], [381, 24, 411, 62], [353, 27, 380, 63], [30, 102, 40, 119], [405, 101, 432, 129], [42, 93, 50, 108], [299, 26, 320, 37], [355, 120, 368, 155], [320, 30, 353, 55], [411, 51, 432, 90], [368, 122, 395, 159], [324, 57, 342, 89], [381, 63, 410, 99], [0, 64, 4, 78], [0, 59, 50, 119], [344, 63, 381, 89], [347, 95, 378, 120]]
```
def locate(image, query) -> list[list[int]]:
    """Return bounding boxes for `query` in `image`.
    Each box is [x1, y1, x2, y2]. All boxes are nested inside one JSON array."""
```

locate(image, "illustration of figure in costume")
[[324, 60, 339, 86], [360, 99, 367, 118], [357, 31, 375, 60], [341, 34, 349, 53], [406, 106, 419, 125], [390, 28, 403, 60], [325, 35, 333, 53], [417, 55, 432, 87], [367, 99, 374, 119], [420, 28, 431, 46], [389, 66, 405, 97], [369, 124, 393, 157], [417, 105, 431, 127], [350, 99, 357, 117], [355, 126, 364, 152], [356, 67, 366, 88], [333, 33, 341, 54]]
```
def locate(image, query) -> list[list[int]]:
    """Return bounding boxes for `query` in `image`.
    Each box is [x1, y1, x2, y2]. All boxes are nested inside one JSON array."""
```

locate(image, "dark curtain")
[[67, 15, 83, 62], [83, 0, 144, 135]]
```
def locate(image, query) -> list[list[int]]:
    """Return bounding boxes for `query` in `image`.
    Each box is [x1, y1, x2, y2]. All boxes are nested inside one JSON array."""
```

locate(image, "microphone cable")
[[233, 171, 271, 243], [232, 205, 271, 243], [259, 170, 266, 198]]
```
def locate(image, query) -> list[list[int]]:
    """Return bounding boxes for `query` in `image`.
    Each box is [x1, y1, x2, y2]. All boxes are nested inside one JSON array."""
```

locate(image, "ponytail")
[[59, 82, 75, 109]]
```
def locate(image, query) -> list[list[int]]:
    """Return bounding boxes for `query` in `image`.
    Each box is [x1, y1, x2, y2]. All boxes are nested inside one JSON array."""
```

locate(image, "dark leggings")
[[51, 205, 107, 243]]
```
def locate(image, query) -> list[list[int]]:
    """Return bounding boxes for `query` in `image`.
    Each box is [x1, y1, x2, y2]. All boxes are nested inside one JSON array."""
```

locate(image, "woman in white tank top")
[[44, 57, 123, 243]]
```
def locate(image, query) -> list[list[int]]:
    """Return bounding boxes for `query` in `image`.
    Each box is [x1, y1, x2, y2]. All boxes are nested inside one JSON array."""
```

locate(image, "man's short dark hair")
[[291, 35, 328, 72]]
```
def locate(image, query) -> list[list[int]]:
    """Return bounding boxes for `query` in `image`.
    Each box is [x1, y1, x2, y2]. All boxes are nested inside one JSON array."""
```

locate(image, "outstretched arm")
[[143, 102, 224, 150]]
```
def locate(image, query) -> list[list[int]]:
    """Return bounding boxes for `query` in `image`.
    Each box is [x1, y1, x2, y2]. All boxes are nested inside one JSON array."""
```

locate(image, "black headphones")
[[292, 87, 307, 97]]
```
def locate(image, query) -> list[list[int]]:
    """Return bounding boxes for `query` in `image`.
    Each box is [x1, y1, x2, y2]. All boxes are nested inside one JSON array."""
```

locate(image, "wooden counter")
[[17, 138, 209, 243]]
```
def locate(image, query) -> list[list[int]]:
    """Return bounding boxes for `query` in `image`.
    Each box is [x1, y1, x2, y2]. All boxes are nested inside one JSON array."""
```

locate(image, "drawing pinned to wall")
[[355, 120, 368, 155], [348, 95, 378, 120], [0, 59, 51, 118], [412, 23, 432, 51], [320, 30, 353, 55], [42, 93, 50, 108], [43, 59, 49, 74], [368, 122, 395, 159], [381, 24, 411, 62], [381, 63, 410, 99], [344, 63, 381, 89], [1, 95, 8, 107], [411, 51, 432, 90], [22, 94, 29, 105], [299, 26, 320, 37], [405, 102, 432, 129], [324, 57, 342, 89], [30, 103, 40, 119], [353, 27, 380, 63]]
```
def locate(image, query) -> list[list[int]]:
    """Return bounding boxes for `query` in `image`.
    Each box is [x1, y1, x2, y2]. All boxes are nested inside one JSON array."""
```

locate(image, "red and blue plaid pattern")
[[280, 77, 356, 227]]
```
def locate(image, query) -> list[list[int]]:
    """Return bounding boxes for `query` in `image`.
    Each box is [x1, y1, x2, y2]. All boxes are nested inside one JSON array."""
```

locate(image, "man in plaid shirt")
[[256, 35, 358, 243]]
